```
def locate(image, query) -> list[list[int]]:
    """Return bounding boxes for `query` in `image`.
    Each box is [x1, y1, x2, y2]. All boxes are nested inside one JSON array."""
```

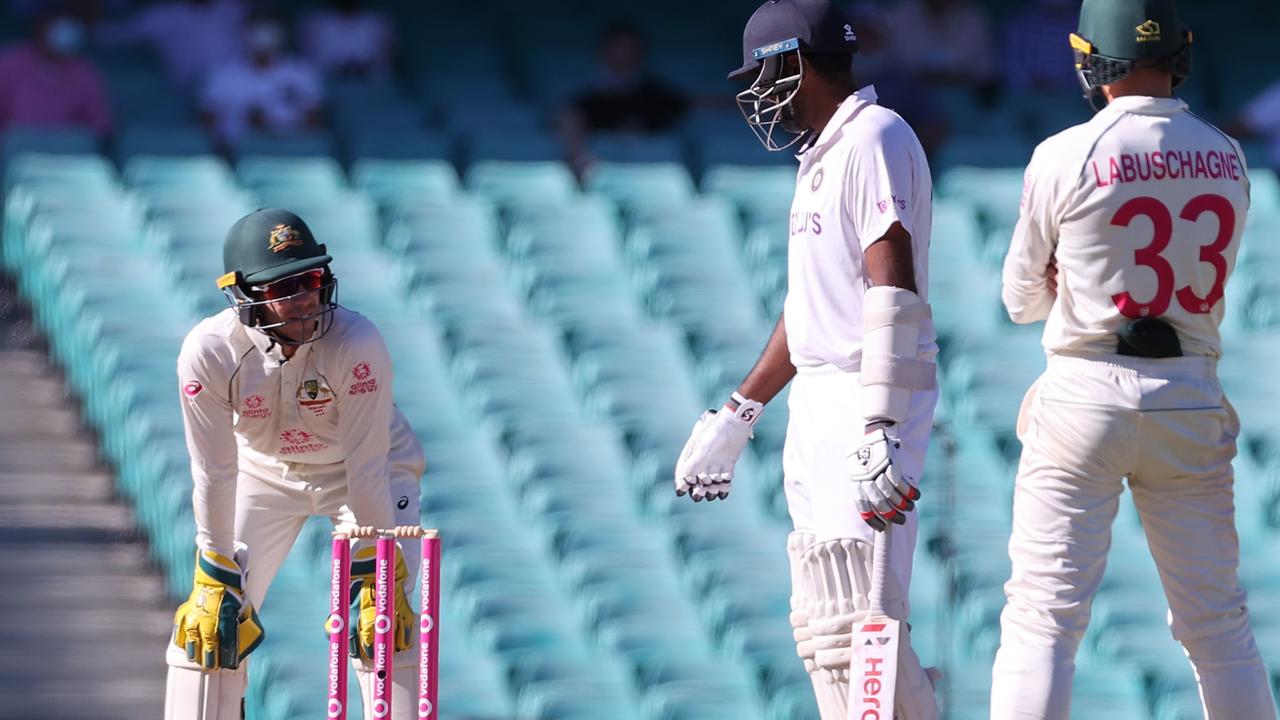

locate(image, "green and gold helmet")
[[216, 208, 338, 344], [1070, 0, 1192, 108]]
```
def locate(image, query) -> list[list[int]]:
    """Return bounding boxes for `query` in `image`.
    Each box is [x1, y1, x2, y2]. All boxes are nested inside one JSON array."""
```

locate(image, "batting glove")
[[848, 426, 921, 531], [171, 549, 265, 670], [674, 394, 764, 502], [348, 543, 416, 661]]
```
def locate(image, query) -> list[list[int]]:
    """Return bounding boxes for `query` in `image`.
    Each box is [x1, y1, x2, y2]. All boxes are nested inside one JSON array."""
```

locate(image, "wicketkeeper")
[[164, 209, 426, 720]]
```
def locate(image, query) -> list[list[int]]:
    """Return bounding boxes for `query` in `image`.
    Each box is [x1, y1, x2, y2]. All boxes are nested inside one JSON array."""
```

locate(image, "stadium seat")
[[236, 155, 348, 200], [588, 133, 687, 165], [464, 160, 579, 208], [584, 161, 696, 213], [350, 159, 460, 205], [113, 125, 216, 161], [232, 131, 338, 159]]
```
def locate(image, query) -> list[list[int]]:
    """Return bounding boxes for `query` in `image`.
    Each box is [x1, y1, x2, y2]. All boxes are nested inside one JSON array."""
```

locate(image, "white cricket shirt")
[[1003, 95, 1251, 357], [178, 306, 420, 555], [785, 85, 937, 370]]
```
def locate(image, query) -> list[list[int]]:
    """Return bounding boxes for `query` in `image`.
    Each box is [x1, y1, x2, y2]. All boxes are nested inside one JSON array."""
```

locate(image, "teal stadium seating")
[[6, 2, 1280, 715]]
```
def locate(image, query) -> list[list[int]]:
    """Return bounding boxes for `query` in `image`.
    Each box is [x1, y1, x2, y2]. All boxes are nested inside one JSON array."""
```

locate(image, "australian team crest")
[[297, 378, 335, 415], [268, 224, 304, 253]]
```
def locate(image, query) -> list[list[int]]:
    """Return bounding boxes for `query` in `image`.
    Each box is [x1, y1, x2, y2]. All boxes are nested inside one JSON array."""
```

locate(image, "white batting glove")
[[674, 394, 764, 502], [848, 425, 921, 531]]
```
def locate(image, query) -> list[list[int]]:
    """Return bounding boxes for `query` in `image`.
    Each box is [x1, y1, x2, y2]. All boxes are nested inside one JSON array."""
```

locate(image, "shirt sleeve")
[[336, 322, 397, 531], [177, 329, 239, 557], [1002, 144, 1060, 323], [845, 116, 920, 252]]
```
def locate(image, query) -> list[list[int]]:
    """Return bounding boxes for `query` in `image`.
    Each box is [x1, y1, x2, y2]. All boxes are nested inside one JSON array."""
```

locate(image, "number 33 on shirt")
[[1002, 96, 1250, 359]]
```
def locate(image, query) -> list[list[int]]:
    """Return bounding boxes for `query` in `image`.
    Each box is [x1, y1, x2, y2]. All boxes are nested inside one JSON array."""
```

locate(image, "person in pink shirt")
[[0, 8, 111, 138]]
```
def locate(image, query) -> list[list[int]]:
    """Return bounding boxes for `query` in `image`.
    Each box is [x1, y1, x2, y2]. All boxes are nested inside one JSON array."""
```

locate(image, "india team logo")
[[1135, 19, 1161, 42]]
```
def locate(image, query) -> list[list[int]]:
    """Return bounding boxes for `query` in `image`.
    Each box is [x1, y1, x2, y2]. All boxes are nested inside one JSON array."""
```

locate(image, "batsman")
[[991, 0, 1278, 717], [164, 209, 427, 720], [675, 0, 942, 716]]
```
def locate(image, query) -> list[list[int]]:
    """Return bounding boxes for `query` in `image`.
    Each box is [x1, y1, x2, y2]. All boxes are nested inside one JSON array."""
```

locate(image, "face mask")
[[45, 17, 84, 55], [246, 23, 283, 55]]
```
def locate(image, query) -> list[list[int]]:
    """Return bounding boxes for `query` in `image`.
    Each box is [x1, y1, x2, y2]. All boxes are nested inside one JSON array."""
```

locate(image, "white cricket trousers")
[[783, 365, 939, 619], [990, 353, 1277, 720]]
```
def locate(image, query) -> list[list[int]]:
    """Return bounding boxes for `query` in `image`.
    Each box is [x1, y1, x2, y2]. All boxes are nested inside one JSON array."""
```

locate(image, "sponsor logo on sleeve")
[[182, 380, 203, 398], [348, 361, 378, 395]]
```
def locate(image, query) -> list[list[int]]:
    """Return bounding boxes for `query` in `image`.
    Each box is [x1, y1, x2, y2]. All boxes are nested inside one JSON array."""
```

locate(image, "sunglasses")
[[251, 269, 326, 300]]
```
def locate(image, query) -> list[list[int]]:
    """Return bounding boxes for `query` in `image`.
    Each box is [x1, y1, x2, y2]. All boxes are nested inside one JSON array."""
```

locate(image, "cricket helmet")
[[216, 208, 338, 344], [730, 0, 859, 151], [1071, 0, 1192, 109]]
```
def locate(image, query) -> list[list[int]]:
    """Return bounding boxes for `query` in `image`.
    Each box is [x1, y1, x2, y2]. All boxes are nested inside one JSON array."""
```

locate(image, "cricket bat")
[[850, 526, 899, 720]]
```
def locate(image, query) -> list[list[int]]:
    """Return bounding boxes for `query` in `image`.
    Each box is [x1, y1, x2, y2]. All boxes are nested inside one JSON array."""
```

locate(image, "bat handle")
[[868, 525, 892, 616]]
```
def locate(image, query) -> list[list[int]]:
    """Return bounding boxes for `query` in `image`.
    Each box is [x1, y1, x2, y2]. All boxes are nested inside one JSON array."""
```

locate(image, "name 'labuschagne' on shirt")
[[1091, 149, 1244, 187]]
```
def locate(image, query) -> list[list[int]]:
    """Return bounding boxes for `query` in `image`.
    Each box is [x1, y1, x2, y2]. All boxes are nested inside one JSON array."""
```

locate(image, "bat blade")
[[850, 528, 898, 720], [851, 613, 899, 719]]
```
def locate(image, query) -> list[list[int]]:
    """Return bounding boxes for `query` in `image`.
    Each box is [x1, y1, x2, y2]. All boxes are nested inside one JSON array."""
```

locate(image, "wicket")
[[327, 526, 441, 719]]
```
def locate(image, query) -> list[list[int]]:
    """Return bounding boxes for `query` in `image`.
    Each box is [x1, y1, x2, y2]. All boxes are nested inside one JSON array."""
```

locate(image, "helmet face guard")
[[217, 267, 339, 346], [1070, 31, 1192, 111], [736, 38, 808, 152]]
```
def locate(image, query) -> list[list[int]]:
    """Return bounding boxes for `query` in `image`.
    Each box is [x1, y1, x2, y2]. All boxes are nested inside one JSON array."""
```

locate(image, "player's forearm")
[[1001, 262, 1055, 323], [733, 312, 796, 406], [191, 468, 237, 556]]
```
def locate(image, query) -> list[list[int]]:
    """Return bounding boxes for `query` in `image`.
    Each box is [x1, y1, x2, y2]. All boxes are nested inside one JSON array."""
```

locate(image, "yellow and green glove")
[[348, 544, 415, 661], [171, 549, 265, 670]]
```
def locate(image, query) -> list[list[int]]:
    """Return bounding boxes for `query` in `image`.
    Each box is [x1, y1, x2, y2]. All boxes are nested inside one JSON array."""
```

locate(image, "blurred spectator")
[[298, 0, 395, 78], [884, 0, 996, 92], [1002, 0, 1078, 91], [1230, 79, 1280, 172], [201, 13, 323, 146], [848, 4, 948, 159], [98, 0, 246, 90], [557, 22, 690, 173], [0, 7, 111, 137]]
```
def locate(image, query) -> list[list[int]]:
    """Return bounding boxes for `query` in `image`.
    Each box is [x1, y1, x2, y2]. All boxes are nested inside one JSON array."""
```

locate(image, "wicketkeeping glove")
[[674, 394, 764, 502], [848, 426, 921, 531], [348, 543, 415, 661], [171, 549, 265, 670]]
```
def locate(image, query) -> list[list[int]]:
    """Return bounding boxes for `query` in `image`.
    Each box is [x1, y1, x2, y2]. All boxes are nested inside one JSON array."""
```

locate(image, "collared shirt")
[[784, 85, 936, 370], [0, 44, 110, 135], [201, 57, 322, 142], [178, 306, 420, 555], [1003, 95, 1251, 358]]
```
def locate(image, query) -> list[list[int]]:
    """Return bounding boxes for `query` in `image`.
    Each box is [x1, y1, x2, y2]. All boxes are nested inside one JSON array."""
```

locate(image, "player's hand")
[[1046, 256, 1058, 295], [171, 549, 265, 670], [848, 426, 920, 531], [674, 397, 763, 502], [348, 544, 415, 661]]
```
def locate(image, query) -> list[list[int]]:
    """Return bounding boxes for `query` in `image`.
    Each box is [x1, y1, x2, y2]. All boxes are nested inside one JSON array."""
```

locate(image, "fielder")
[[675, 0, 941, 716], [164, 209, 427, 720], [991, 1, 1278, 717]]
